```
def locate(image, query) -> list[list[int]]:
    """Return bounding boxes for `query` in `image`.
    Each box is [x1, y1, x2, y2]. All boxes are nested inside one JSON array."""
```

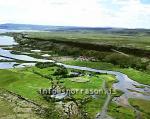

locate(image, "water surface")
[[0, 36, 18, 45]]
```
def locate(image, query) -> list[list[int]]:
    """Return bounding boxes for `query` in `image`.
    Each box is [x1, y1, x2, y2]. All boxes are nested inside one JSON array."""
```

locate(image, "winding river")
[[0, 35, 150, 101]]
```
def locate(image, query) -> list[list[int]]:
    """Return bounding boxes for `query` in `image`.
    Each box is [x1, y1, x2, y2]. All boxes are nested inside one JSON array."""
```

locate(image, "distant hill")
[[0, 23, 150, 35], [0, 23, 114, 31], [0, 23, 66, 31]]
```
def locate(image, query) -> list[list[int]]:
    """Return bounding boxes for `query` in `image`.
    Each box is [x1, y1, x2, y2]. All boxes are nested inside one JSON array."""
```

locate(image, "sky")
[[0, 0, 150, 28]]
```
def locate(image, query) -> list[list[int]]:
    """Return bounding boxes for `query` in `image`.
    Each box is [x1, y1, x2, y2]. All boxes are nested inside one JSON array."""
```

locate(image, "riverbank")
[[64, 60, 150, 85], [0, 33, 150, 119]]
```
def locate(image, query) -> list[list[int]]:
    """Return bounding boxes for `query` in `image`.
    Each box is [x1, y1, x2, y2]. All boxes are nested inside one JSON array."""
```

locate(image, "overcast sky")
[[0, 0, 150, 28]]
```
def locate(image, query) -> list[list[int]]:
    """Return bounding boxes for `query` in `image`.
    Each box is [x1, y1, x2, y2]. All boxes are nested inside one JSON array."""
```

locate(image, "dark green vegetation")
[[35, 62, 56, 68]]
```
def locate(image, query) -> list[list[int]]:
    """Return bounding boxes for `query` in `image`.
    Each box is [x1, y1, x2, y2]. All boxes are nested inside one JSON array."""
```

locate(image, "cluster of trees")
[[35, 62, 69, 78], [53, 66, 68, 77], [53, 46, 150, 71], [104, 53, 149, 70], [34, 48, 149, 71], [35, 62, 56, 69], [53, 46, 80, 56]]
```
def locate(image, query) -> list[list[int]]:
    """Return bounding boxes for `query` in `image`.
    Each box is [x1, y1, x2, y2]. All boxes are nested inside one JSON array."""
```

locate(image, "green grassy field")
[[0, 69, 50, 104], [63, 75, 103, 89]]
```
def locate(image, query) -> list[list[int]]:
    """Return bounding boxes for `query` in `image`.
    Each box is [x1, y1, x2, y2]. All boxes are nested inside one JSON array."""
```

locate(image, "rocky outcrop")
[[56, 101, 82, 119]]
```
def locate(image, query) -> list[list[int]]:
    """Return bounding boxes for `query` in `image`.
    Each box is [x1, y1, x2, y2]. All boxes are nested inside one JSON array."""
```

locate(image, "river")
[[0, 33, 149, 101]]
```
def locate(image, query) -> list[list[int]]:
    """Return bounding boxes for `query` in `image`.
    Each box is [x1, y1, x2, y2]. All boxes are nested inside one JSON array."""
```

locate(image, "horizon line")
[[0, 22, 150, 30]]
